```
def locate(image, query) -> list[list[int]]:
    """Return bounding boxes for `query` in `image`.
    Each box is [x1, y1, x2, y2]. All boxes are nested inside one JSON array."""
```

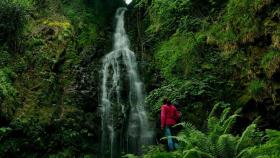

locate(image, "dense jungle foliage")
[[0, 0, 279, 157]]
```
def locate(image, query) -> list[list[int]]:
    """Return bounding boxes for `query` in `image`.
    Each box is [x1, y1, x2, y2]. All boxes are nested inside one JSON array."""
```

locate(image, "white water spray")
[[125, 0, 132, 5], [100, 8, 153, 158]]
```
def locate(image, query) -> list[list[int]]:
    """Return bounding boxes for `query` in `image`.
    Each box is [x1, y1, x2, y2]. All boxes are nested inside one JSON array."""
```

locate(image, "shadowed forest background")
[[0, 0, 280, 157]]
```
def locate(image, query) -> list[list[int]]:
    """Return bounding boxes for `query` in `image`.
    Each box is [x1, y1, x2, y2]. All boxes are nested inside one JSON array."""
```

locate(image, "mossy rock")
[[272, 34, 280, 50], [261, 50, 280, 79], [42, 19, 72, 30], [237, 92, 253, 108], [248, 79, 266, 97]]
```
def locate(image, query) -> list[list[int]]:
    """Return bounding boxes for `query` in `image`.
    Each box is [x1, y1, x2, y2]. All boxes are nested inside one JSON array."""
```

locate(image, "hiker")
[[161, 98, 181, 151]]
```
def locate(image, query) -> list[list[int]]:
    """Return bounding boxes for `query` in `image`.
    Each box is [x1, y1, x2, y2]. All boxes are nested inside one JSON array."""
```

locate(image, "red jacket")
[[161, 104, 180, 129]]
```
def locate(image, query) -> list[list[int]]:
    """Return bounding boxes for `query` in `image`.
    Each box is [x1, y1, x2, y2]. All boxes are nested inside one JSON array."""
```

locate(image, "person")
[[161, 98, 180, 151]]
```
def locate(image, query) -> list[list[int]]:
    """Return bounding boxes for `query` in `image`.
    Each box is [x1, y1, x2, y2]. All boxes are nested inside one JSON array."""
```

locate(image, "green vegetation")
[[132, 105, 280, 158], [248, 80, 265, 97], [0, 0, 30, 51], [154, 33, 204, 80], [0, 0, 117, 157], [134, 0, 280, 157], [0, 68, 16, 97], [261, 50, 280, 79], [0, 0, 279, 157]]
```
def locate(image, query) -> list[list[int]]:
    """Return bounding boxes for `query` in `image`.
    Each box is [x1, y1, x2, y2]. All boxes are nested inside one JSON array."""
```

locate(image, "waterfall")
[[100, 7, 153, 158]]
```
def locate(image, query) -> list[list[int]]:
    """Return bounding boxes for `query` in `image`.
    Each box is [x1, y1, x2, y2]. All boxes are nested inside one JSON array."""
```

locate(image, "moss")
[[261, 50, 280, 79], [42, 19, 72, 30], [272, 33, 280, 49], [248, 79, 265, 97], [207, 0, 274, 50], [155, 33, 202, 80], [207, 23, 238, 47], [236, 92, 252, 107], [146, 0, 189, 34], [13, 104, 54, 125]]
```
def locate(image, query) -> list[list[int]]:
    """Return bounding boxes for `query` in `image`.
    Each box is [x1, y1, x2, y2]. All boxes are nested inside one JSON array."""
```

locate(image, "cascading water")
[[100, 7, 153, 158]]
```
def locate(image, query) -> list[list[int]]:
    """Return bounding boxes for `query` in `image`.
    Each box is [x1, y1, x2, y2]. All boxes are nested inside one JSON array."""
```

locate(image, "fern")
[[179, 122, 198, 134], [217, 134, 237, 158], [183, 148, 214, 158], [208, 102, 220, 118], [266, 129, 280, 143], [207, 116, 219, 134], [142, 146, 178, 158], [143, 106, 280, 158], [235, 124, 257, 154], [219, 107, 231, 124], [0, 68, 16, 97], [222, 114, 239, 134]]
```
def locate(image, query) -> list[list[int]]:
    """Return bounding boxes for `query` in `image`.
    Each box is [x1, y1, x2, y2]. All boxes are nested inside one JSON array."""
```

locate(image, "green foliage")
[[0, 108, 97, 158], [238, 129, 280, 158], [139, 0, 280, 157], [0, 0, 29, 51], [147, 0, 191, 34], [248, 80, 265, 97], [261, 50, 280, 69], [207, 22, 238, 49], [155, 33, 204, 80], [0, 48, 11, 67], [261, 49, 280, 78], [33, 0, 47, 10], [61, 0, 101, 48], [223, 0, 263, 42], [0, 0, 279, 157], [145, 80, 182, 115], [142, 146, 179, 158], [1, 0, 106, 156], [146, 78, 218, 117], [77, 24, 98, 47], [207, 0, 273, 51], [142, 106, 278, 158], [0, 68, 16, 98], [0, 127, 12, 139], [145, 0, 225, 38]]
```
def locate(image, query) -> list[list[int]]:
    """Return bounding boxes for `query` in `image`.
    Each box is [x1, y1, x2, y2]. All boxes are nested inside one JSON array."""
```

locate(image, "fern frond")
[[235, 124, 257, 154], [234, 108, 242, 114], [216, 134, 237, 158], [252, 116, 261, 124], [183, 148, 215, 158], [219, 107, 231, 124], [238, 143, 280, 158], [265, 129, 280, 144], [207, 116, 219, 133], [208, 102, 220, 118], [237, 129, 280, 158], [236, 147, 252, 158], [171, 135, 189, 144], [182, 128, 213, 154], [222, 114, 239, 134], [178, 122, 197, 133]]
